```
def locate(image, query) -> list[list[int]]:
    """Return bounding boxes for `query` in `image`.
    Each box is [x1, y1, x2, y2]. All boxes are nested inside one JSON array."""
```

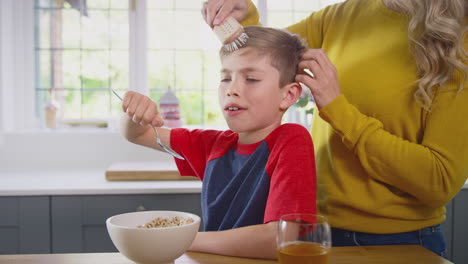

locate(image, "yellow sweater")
[[244, 0, 468, 233]]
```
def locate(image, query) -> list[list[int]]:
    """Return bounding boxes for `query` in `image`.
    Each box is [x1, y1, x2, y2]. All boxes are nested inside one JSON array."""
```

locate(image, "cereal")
[[138, 216, 194, 228]]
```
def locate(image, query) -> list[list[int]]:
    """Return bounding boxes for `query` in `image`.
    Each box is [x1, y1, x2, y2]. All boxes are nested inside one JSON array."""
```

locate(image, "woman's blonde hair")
[[385, 0, 468, 110], [219, 26, 307, 87]]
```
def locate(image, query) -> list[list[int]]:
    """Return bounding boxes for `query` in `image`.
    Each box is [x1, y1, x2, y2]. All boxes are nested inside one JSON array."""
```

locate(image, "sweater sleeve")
[[285, 9, 325, 49], [240, 0, 261, 27], [319, 75, 468, 207], [263, 124, 317, 223]]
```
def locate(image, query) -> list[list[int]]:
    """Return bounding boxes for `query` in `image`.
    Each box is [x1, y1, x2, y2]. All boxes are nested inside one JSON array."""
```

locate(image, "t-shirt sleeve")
[[170, 129, 224, 180], [263, 124, 317, 223]]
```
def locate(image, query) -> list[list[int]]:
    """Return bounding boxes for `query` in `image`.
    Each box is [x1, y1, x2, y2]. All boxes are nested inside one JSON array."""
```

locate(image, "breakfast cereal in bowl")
[[106, 210, 200, 264]]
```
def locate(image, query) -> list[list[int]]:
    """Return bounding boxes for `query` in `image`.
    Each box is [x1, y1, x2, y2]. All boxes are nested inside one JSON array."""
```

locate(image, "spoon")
[[111, 89, 185, 160]]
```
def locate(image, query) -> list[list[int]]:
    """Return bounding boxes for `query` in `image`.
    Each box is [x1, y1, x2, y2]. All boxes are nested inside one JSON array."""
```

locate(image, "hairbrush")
[[213, 16, 249, 52]]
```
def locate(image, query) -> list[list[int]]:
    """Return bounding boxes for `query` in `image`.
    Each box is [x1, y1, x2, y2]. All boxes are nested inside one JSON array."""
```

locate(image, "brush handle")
[[213, 17, 245, 44]]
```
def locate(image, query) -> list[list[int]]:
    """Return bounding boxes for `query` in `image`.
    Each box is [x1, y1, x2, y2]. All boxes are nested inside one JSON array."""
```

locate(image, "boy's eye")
[[246, 77, 259, 82], [221, 78, 231, 82]]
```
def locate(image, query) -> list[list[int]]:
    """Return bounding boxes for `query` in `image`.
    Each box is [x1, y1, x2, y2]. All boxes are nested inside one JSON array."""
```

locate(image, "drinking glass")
[[277, 213, 332, 264]]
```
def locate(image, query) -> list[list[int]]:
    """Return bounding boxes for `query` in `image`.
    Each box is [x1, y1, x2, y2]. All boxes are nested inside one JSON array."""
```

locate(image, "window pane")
[[175, 51, 203, 89], [36, 10, 52, 48], [147, 2, 223, 127], [110, 51, 129, 90], [267, 11, 295, 28], [87, 0, 109, 9], [82, 51, 109, 89], [148, 50, 175, 89], [178, 91, 203, 125], [148, 10, 175, 49], [62, 50, 81, 89], [203, 51, 221, 91], [82, 10, 110, 49], [174, 11, 207, 49], [62, 9, 81, 49], [110, 11, 129, 49], [268, 0, 292, 11], [82, 90, 111, 119], [110, 0, 128, 9], [147, 0, 173, 9], [203, 91, 225, 127], [36, 50, 52, 89], [34, 0, 129, 122], [61, 89, 82, 119], [175, 0, 204, 10]]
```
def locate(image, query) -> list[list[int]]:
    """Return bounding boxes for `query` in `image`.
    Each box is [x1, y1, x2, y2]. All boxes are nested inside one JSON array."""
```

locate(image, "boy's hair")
[[219, 26, 307, 87]]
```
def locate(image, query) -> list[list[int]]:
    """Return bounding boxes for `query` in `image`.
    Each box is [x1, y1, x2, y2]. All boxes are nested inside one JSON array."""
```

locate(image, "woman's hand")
[[202, 0, 248, 28], [122, 91, 164, 127], [295, 49, 342, 110]]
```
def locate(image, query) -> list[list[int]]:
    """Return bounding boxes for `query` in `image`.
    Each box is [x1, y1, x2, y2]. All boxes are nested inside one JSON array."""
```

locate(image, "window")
[[146, 0, 223, 127], [31, 0, 344, 130], [35, 0, 130, 125]]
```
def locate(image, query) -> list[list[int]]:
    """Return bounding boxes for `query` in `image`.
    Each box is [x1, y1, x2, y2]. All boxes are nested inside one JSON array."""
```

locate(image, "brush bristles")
[[222, 32, 249, 52]]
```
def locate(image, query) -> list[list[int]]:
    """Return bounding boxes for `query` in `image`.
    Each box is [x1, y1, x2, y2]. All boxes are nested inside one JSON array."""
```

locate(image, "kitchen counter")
[[0, 245, 453, 264], [0, 168, 467, 196], [0, 170, 202, 196]]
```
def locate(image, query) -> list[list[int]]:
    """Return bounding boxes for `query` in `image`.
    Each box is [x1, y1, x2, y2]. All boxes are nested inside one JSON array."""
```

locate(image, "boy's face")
[[219, 47, 288, 141]]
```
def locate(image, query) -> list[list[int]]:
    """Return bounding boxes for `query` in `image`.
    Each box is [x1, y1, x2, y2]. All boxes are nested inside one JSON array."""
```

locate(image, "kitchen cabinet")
[[442, 198, 453, 260], [0, 194, 201, 254], [51, 194, 202, 253], [1, 190, 467, 261], [452, 190, 468, 263], [0, 197, 50, 254]]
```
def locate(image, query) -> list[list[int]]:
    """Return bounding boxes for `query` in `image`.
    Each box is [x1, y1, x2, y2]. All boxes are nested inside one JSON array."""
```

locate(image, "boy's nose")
[[226, 85, 239, 97]]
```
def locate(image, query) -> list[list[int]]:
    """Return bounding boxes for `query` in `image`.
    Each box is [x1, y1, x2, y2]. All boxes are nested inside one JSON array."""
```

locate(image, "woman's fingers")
[[203, 0, 224, 28], [296, 49, 341, 109], [302, 49, 336, 74], [298, 59, 323, 80], [202, 0, 248, 28]]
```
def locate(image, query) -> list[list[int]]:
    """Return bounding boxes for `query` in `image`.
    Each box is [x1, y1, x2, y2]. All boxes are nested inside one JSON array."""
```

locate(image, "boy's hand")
[[202, 0, 248, 28], [122, 91, 164, 127], [295, 49, 342, 110]]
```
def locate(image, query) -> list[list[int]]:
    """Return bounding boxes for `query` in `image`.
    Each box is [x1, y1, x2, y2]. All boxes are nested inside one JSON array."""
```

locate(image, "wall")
[[0, 130, 172, 172]]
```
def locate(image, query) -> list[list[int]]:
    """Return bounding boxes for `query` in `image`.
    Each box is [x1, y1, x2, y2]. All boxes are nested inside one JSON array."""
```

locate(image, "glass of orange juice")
[[277, 213, 331, 264]]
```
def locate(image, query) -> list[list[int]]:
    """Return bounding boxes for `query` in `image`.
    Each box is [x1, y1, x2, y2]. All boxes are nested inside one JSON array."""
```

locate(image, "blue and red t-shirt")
[[170, 123, 317, 231]]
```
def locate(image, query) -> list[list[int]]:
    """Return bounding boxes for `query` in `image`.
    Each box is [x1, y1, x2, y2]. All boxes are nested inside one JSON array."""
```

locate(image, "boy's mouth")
[[224, 104, 246, 116], [224, 103, 245, 111]]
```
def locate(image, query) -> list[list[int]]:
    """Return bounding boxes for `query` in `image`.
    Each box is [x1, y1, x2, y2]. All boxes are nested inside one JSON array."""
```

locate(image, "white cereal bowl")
[[106, 210, 201, 264]]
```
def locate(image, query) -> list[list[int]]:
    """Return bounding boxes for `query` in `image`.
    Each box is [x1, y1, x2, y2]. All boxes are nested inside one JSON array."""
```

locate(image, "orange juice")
[[278, 241, 329, 264]]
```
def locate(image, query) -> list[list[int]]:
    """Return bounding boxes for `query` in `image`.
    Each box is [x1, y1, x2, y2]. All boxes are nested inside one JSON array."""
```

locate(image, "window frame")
[[0, 0, 36, 132]]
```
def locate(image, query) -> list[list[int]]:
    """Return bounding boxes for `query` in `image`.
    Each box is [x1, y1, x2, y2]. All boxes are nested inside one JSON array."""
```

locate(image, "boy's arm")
[[120, 113, 171, 151], [188, 221, 278, 260]]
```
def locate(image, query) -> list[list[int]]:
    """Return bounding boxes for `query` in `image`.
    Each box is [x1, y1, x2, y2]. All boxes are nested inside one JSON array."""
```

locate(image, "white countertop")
[[0, 170, 466, 197], [0, 170, 202, 196]]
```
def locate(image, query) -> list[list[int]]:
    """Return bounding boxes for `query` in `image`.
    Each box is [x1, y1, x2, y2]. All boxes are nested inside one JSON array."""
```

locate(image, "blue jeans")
[[331, 225, 447, 258]]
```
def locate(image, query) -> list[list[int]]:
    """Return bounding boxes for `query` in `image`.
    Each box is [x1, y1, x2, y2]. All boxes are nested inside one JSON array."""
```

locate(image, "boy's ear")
[[279, 82, 302, 111]]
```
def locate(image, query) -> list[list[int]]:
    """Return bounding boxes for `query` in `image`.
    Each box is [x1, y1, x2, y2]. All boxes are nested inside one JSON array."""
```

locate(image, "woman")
[[202, 0, 468, 257]]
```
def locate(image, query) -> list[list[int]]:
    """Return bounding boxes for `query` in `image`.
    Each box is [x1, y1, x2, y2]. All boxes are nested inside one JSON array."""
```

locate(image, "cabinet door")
[[0, 196, 50, 254], [453, 189, 468, 263], [442, 199, 453, 261], [51, 194, 201, 253]]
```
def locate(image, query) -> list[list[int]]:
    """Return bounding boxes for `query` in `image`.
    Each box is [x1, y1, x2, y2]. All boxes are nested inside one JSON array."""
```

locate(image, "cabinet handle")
[[136, 205, 146, 212]]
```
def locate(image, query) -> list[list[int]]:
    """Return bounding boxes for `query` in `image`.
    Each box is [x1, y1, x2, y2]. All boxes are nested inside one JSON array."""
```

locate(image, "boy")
[[120, 26, 316, 259]]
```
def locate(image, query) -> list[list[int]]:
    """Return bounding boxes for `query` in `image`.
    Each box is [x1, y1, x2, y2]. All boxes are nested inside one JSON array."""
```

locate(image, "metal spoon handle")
[[111, 89, 184, 160]]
